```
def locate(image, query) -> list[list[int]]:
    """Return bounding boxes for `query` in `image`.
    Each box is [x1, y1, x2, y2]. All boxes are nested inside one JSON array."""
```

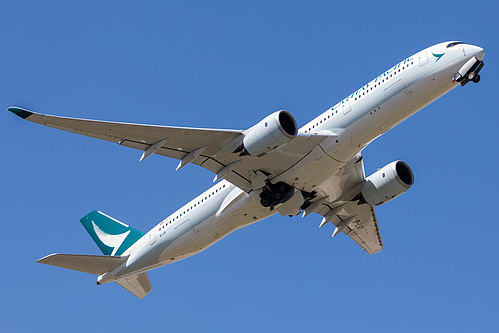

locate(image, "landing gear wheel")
[[273, 184, 287, 200], [472, 73, 481, 83], [260, 192, 272, 207], [273, 191, 283, 200], [260, 198, 271, 207], [468, 72, 475, 81], [259, 181, 294, 209]]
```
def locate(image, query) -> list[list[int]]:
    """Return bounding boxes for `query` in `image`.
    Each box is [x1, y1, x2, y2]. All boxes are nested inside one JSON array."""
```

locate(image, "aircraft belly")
[[160, 224, 234, 261], [164, 217, 221, 257], [273, 144, 351, 193], [157, 198, 272, 263]]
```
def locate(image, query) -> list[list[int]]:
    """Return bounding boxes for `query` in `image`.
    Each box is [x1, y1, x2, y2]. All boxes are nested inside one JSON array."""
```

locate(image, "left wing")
[[303, 155, 383, 254], [9, 107, 328, 192]]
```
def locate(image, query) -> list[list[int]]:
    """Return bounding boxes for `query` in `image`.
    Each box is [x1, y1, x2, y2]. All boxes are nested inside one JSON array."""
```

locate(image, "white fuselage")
[[108, 41, 484, 280]]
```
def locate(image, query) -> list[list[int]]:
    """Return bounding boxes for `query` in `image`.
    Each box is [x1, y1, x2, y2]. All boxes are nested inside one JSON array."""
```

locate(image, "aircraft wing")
[[9, 107, 328, 192], [344, 205, 382, 254], [311, 198, 383, 254], [303, 155, 383, 254]]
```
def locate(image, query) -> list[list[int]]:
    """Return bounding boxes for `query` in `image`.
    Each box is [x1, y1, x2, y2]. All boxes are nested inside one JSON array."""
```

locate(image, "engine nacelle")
[[361, 161, 414, 206], [242, 110, 298, 157]]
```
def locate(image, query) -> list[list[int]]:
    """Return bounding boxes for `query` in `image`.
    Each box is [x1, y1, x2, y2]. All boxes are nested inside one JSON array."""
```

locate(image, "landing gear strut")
[[455, 60, 484, 86]]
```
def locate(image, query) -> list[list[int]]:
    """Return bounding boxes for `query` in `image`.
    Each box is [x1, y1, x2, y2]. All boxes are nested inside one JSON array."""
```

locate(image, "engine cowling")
[[242, 110, 298, 157], [361, 161, 414, 206]]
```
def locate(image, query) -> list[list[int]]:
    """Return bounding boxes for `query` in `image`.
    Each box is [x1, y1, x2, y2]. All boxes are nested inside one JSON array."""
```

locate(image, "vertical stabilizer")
[[80, 211, 144, 256]]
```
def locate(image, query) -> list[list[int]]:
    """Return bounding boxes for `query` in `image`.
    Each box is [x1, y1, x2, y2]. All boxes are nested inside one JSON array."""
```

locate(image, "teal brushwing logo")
[[92, 221, 131, 256], [80, 210, 145, 256], [432, 52, 445, 62]]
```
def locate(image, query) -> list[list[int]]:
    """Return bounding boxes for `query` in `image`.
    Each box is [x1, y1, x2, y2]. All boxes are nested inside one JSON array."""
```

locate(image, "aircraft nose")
[[468, 44, 485, 61]]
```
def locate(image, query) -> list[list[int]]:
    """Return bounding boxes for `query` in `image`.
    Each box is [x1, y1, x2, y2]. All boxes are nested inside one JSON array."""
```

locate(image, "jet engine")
[[241, 110, 298, 157], [361, 161, 414, 206]]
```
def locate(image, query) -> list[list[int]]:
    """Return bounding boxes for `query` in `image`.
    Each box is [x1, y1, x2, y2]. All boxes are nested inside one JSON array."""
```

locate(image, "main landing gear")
[[259, 181, 294, 209]]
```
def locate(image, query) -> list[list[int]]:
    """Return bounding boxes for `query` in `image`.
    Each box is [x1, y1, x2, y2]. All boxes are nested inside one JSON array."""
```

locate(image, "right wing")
[[316, 201, 382, 254], [303, 155, 383, 254], [345, 205, 382, 254]]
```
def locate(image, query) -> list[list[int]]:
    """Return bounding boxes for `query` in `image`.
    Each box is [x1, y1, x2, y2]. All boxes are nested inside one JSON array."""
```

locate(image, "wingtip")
[[7, 107, 34, 119], [36, 253, 58, 263]]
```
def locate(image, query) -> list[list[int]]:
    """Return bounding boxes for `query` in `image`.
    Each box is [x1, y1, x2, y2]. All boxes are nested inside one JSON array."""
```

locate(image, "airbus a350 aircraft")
[[9, 41, 485, 298]]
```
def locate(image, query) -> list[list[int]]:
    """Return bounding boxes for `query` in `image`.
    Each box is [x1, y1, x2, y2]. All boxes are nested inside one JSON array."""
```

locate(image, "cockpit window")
[[446, 42, 466, 48]]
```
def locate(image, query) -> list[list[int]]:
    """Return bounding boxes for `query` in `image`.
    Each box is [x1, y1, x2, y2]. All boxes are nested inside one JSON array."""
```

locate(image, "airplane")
[[8, 41, 485, 299]]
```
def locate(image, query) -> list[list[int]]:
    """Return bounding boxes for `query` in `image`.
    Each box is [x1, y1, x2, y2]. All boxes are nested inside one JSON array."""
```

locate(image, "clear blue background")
[[2, 1, 497, 332]]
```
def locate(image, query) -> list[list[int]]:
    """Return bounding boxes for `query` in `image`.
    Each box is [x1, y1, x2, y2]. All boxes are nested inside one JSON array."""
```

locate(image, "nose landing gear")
[[468, 71, 481, 83], [454, 59, 484, 86]]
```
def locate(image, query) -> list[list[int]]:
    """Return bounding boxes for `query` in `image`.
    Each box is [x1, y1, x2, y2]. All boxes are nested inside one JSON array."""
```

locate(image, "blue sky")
[[2, 1, 498, 332]]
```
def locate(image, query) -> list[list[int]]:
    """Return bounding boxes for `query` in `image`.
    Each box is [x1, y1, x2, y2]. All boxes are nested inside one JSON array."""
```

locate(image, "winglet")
[[7, 107, 34, 119]]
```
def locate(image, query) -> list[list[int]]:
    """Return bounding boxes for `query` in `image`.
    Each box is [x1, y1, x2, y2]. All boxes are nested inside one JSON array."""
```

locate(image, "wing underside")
[[304, 156, 383, 254], [344, 205, 382, 254], [9, 107, 327, 192]]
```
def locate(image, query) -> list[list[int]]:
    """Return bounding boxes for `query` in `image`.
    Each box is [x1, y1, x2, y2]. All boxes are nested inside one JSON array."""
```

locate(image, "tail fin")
[[80, 210, 144, 256]]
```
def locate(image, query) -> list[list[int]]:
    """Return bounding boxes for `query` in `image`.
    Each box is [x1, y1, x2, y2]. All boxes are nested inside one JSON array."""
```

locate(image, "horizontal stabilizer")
[[115, 272, 152, 299], [37, 253, 128, 275]]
